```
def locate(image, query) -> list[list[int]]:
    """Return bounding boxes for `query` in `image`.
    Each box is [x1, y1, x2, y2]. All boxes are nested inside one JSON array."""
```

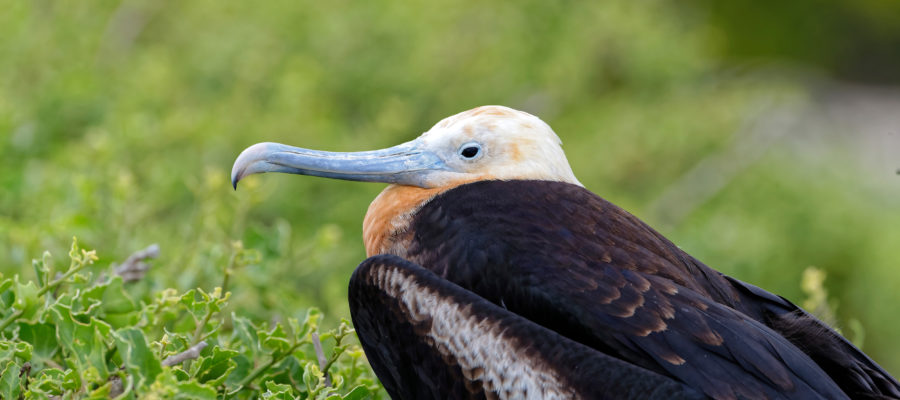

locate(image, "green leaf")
[[77, 276, 138, 325], [0, 340, 33, 363], [261, 380, 295, 400], [17, 322, 58, 363], [114, 328, 162, 389], [192, 346, 237, 386], [259, 323, 292, 355], [62, 368, 81, 391], [84, 380, 114, 400], [231, 313, 260, 357], [0, 360, 23, 400], [342, 385, 371, 400], [173, 380, 217, 400], [70, 272, 91, 285], [171, 367, 190, 381], [32, 252, 51, 289], [0, 278, 13, 309], [224, 353, 252, 388], [14, 278, 42, 320], [180, 288, 228, 323], [179, 289, 203, 320], [46, 302, 112, 379], [147, 369, 217, 400], [28, 368, 66, 395], [303, 362, 325, 395], [140, 289, 181, 328], [299, 308, 322, 341]]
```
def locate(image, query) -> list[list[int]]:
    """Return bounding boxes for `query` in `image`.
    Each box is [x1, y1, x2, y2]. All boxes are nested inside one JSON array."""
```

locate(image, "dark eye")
[[458, 142, 482, 160]]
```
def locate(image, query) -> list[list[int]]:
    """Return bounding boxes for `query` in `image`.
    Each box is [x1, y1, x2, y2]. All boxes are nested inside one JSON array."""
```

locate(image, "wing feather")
[[400, 180, 879, 399], [349, 255, 705, 400]]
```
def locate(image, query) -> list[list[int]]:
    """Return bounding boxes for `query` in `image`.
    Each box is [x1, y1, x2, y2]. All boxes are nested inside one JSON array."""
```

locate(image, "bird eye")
[[458, 142, 482, 160]]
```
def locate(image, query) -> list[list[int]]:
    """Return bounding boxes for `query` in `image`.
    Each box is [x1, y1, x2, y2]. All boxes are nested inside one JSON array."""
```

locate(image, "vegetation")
[[1, 0, 898, 396], [0, 238, 381, 398]]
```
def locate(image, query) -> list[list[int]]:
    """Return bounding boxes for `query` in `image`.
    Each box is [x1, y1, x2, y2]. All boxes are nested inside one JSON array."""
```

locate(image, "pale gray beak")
[[231, 140, 449, 189]]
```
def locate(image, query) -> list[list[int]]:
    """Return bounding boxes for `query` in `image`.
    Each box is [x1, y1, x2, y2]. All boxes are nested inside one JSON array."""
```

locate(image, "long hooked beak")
[[231, 140, 450, 189]]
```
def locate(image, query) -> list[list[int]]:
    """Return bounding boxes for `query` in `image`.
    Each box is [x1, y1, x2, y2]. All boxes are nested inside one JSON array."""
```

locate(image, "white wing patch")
[[373, 266, 579, 400]]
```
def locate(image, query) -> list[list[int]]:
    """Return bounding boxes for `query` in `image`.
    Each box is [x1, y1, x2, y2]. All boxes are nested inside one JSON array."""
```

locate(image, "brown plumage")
[[232, 106, 900, 399]]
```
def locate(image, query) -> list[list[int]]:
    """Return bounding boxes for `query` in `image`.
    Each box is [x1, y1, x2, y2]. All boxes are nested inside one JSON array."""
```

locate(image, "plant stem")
[[191, 308, 215, 347], [221, 248, 237, 295], [162, 341, 208, 367], [232, 342, 302, 394], [0, 309, 24, 332], [38, 256, 89, 297], [0, 252, 94, 332], [312, 331, 332, 387]]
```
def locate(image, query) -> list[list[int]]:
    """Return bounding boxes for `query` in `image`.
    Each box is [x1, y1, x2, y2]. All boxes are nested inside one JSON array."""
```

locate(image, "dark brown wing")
[[725, 277, 900, 399], [397, 180, 895, 399], [349, 254, 706, 400]]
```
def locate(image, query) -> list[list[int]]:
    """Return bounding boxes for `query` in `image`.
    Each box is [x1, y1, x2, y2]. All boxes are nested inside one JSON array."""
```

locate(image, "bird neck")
[[363, 177, 496, 257], [363, 184, 445, 257]]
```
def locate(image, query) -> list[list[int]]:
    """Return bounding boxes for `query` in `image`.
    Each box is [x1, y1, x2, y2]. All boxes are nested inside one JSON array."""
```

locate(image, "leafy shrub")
[[2, 0, 898, 379], [0, 238, 384, 399]]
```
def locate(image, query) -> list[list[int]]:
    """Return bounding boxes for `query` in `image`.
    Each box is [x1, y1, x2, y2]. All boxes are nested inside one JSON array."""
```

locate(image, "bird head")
[[231, 105, 582, 190]]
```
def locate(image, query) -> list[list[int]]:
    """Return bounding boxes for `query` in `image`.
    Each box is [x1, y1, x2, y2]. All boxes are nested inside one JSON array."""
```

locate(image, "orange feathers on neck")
[[362, 185, 444, 257], [362, 178, 487, 256]]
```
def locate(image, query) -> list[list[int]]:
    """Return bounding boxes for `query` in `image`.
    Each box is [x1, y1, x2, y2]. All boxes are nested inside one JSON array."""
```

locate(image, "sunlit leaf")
[[114, 328, 163, 389], [46, 302, 112, 379], [62, 368, 81, 391], [341, 384, 371, 400], [0, 360, 23, 400], [84, 380, 113, 400], [303, 361, 325, 394], [259, 323, 292, 355], [16, 322, 56, 363], [192, 346, 237, 386], [80, 276, 138, 316], [262, 380, 294, 400], [32, 252, 52, 289], [0, 278, 13, 310], [13, 278, 41, 320]]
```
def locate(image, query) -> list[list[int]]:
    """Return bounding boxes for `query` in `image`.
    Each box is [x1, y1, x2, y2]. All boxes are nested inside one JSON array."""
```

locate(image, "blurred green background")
[[2, 0, 899, 376]]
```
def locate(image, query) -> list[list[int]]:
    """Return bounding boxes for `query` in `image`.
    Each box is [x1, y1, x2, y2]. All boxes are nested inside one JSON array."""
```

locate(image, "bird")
[[232, 105, 900, 400]]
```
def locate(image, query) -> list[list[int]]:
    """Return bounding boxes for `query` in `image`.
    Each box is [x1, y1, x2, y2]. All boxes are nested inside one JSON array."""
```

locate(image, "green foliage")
[[801, 267, 866, 349], [0, 238, 384, 399], [0, 0, 898, 380], [692, 0, 900, 83]]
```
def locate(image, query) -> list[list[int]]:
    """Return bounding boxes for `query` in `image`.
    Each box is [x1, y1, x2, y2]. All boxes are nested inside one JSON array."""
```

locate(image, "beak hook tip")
[[231, 169, 243, 190]]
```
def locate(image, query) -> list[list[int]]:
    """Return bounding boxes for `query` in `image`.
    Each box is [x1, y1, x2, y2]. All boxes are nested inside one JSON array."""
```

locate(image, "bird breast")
[[363, 184, 444, 257]]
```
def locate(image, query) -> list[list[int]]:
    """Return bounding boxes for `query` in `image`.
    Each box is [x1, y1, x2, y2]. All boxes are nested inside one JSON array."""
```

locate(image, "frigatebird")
[[232, 106, 900, 399]]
